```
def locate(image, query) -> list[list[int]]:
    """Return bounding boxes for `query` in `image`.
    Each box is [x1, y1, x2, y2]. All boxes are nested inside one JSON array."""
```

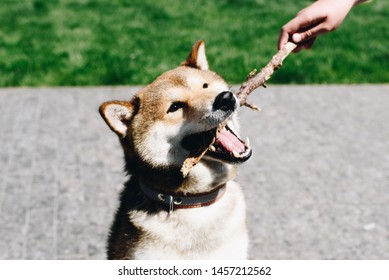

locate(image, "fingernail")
[[292, 33, 302, 43]]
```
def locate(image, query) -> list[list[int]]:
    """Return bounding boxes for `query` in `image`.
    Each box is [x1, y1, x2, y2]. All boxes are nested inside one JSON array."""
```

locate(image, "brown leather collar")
[[140, 183, 227, 213]]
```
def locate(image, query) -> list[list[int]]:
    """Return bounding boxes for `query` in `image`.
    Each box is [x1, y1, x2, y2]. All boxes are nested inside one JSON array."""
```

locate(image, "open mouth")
[[181, 124, 252, 163], [207, 124, 252, 163]]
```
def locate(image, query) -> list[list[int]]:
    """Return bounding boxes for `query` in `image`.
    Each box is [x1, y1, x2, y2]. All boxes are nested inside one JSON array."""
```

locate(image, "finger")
[[278, 13, 320, 49], [303, 37, 317, 49], [292, 33, 303, 43], [293, 37, 317, 53], [293, 22, 327, 43], [283, 15, 312, 34], [278, 17, 307, 50], [277, 29, 290, 50]]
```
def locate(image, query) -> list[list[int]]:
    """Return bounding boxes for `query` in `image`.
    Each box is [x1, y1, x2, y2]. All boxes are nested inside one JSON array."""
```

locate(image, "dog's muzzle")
[[181, 91, 251, 164]]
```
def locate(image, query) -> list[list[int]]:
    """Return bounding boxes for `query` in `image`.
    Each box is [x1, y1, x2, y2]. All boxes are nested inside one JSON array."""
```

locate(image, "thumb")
[[292, 23, 327, 43]]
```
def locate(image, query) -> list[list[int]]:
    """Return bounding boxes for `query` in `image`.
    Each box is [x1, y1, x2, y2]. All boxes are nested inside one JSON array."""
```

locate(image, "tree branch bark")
[[236, 42, 297, 108]]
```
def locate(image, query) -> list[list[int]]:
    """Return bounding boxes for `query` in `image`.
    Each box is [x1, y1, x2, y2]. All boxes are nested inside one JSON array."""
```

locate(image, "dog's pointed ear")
[[181, 40, 209, 70], [99, 100, 136, 138]]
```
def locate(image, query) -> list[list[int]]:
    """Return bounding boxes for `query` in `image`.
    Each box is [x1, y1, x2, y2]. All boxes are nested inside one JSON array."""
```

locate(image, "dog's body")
[[100, 41, 252, 259]]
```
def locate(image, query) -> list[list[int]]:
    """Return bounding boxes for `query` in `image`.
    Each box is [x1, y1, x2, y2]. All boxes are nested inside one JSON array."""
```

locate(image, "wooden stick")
[[181, 42, 297, 177], [236, 42, 297, 108]]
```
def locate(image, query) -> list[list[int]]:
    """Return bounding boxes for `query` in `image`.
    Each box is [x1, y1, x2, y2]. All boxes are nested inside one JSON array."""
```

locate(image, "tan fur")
[[100, 41, 249, 259]]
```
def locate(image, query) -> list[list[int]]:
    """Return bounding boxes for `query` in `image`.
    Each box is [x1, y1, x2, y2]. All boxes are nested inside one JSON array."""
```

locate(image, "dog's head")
[[99, 41, 251, 189]]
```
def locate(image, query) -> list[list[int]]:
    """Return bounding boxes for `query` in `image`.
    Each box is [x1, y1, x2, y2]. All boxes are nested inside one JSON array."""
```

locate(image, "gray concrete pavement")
[[0, 85, 388, 259]]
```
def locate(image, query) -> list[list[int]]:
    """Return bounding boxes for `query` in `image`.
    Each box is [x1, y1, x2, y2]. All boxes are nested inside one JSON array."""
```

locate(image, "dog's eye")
[[203, 83, 208, 89], [167, 102, 185, 113]]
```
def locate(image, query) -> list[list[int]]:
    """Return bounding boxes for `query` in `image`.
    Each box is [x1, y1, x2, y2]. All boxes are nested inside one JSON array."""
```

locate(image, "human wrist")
[[318, 0, 355, 10], [353, 0, 368, 6]]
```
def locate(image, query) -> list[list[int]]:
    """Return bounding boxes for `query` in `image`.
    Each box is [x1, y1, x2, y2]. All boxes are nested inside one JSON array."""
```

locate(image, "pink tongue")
[[215, 129, 245, 153]]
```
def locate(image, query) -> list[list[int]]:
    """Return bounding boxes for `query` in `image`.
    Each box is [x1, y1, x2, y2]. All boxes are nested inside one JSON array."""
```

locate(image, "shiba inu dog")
[[99, 40, 252, 259]]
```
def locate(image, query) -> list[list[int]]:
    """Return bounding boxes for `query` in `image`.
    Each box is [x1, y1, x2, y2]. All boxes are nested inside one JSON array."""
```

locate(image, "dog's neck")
[[139, 181, 227, 213]]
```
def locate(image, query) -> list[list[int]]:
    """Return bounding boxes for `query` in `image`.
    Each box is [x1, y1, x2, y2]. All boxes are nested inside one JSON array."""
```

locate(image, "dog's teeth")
[[245, 137, 250, 148], [242, 147, 251, 157], [233, 151, 240, 158], [209, 145, 216, 152], [242, 149, 250, 157]]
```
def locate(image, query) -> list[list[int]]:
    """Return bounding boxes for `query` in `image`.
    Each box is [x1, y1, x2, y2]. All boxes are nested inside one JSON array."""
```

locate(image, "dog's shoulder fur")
[[100, 41, 250, 259]]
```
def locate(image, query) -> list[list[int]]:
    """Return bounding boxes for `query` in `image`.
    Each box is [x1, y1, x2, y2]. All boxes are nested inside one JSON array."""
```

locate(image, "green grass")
[[0, 0, 388, 86]]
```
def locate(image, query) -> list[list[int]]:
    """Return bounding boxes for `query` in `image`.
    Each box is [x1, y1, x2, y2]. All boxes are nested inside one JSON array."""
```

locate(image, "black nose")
[[213, 91, 236, 111]]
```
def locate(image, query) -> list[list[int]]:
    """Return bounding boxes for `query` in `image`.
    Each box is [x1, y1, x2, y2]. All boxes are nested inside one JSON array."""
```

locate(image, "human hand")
[[278, 0, 359, 52]]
